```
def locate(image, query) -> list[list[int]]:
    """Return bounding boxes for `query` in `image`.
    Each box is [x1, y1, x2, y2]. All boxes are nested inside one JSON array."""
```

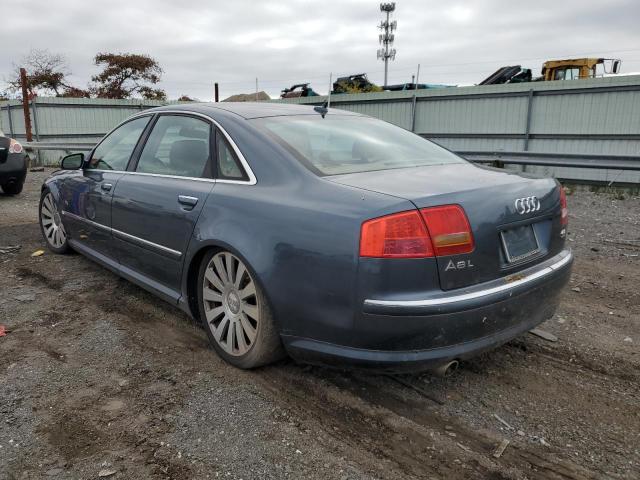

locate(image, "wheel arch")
[[183, 240, 281, 331]]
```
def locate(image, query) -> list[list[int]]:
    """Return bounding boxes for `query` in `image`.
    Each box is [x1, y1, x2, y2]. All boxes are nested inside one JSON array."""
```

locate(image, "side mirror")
[[612, 59, 621, 74], [61, 153, 84, 170]]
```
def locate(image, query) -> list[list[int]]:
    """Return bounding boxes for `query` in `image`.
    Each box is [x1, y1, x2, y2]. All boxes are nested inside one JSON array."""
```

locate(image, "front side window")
[[136, 115, 211, 178], [88, 116, 150, 170], [253, 115, 465, 175]]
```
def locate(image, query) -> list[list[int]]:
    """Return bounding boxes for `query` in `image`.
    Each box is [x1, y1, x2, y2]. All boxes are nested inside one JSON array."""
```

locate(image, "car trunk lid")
[[329, 162, 563, 290]]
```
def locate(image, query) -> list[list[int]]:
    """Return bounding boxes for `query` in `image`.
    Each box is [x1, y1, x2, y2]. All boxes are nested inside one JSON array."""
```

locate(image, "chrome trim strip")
[[61, 210, 110, 232], [61, 210, 182, 258], [364, 251, 572, 308], [112, 228, 182, 258], [86, 169, 254, 186], [101, 170, 216, 183]]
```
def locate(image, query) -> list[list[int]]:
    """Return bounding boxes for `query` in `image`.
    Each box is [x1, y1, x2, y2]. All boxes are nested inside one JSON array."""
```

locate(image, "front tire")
[[39, 189, 70, 254], [197, 250, 284, 369]]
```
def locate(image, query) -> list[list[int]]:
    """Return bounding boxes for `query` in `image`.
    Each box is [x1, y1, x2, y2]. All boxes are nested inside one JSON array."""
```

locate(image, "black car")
[[39, 103, 572, 374], [0, 130, 28, 195]]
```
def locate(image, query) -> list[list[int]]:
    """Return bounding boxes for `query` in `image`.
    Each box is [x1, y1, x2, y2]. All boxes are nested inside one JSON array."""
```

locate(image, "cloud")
[[1, 0, 639, 99]]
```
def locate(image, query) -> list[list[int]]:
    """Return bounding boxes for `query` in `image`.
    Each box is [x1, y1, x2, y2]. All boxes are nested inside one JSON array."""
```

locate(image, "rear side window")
[[136, 115, 211, 178], [89, 116, 150, 171], [253, 115, 465, 176], [216, 134, 247, 180]]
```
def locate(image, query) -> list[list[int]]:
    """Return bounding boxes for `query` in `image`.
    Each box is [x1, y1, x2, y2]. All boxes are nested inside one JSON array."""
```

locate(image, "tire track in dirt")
[[257, 364, 611, 480]]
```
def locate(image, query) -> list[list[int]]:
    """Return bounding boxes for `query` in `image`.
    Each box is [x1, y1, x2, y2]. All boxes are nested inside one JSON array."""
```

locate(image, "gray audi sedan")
[[39, 103, 572, 374]]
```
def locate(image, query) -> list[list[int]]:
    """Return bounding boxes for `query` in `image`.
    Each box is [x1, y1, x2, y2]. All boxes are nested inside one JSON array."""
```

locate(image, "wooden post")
[[214, 83, 219, 102], [20, 68, 33, 142]]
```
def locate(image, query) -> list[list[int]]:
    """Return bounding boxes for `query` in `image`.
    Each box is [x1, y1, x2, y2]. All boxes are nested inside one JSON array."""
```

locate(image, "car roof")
[[150, 102, 362, 120]]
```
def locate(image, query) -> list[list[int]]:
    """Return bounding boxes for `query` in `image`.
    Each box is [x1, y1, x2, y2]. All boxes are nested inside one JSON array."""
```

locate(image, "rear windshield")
[[252, 115, 465, 175]]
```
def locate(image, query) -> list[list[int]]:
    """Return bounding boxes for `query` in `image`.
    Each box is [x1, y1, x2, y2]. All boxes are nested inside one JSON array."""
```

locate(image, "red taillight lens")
[[420, 204, 475, 256], [359, 204, 474, 258], [9, 139, 23, 154], [559, 186, 568, 226], [360, 210, 434, 258]]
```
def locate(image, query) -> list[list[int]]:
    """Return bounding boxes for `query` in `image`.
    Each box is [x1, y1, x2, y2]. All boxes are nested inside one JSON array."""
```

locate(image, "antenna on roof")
[[314, 101, 329, 118]]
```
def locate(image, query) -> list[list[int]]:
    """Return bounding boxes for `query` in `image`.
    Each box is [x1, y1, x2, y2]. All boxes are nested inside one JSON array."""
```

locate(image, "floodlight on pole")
[[378, 2, 396, 87]]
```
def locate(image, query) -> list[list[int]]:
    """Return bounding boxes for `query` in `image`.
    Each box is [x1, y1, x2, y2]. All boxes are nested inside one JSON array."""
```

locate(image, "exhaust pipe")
[[430, 360, 459, 377]]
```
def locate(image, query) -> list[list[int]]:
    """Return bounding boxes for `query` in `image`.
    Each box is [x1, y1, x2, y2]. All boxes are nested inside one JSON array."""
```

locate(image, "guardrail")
[[22, 142, 640, 175], [459, 151, 640, 171]]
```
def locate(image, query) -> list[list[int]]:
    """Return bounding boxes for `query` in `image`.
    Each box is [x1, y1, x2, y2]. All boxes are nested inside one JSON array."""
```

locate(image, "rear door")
[[110, 114, 215, 299], [60, 116, 151, 261]]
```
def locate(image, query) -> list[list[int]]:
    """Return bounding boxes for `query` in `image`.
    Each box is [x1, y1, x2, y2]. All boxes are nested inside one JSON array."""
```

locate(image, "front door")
[[110, 114, 215, 299], [60, 116, 151, 261]]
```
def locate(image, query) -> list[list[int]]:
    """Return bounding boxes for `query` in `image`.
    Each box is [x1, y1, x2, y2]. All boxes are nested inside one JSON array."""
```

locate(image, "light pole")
[[377, 2, 397, 87]]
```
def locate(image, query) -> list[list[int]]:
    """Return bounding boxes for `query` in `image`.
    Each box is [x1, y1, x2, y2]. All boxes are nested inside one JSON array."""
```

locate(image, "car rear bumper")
[[283, 249, 572, 373], [0, 153, 28, 185]]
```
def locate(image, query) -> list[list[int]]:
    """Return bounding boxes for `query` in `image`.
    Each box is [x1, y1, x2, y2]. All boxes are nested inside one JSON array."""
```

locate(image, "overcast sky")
[[2, 0, 639, 100]]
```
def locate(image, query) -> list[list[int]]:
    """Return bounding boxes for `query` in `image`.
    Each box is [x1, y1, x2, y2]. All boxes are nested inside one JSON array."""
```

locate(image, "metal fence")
[[0, 97, 170, 165], [2, 76, 640, 184], [278, 74, 640, 183]]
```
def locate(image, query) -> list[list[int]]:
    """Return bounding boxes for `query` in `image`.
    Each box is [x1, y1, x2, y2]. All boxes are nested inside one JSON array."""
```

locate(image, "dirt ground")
[[1, 170, 638, 480]]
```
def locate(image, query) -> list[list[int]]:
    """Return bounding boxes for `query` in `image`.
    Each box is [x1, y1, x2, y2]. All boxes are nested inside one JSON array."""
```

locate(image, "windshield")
[[252, 115, 465, 175]]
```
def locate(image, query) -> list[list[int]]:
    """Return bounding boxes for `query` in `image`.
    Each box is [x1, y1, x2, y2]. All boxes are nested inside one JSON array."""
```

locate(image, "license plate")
[[501, 224, 540, 263]]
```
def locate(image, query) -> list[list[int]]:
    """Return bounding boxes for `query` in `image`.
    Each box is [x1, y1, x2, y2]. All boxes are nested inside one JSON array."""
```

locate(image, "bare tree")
[[9, 49, 71, 96], [90, 53, 166, 100]]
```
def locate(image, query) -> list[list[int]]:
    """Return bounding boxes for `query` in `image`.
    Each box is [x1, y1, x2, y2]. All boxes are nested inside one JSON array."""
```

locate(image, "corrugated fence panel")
[[530, 90, 640, 135], [0, 98, 171, 165], [415, 95, 528, 135], [277, 75, 640, 183], [334, 101, 413, 130], [2, 77, 640, 182]]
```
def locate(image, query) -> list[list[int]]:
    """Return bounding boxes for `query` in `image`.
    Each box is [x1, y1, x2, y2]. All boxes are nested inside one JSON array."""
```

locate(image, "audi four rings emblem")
[[514, 196, 540, 214]]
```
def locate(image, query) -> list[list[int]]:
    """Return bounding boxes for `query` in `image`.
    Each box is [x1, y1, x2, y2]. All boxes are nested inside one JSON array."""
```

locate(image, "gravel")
[[1, 171, 638, 479]]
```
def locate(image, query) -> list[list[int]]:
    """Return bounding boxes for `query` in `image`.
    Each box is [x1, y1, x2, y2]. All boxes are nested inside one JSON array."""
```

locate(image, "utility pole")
[[377, 3, 397, 87], [214, 82, 219, 102], [19, 68, 33, 142]]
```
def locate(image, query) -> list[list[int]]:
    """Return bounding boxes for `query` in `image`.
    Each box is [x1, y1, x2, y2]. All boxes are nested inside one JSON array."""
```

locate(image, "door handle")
[[178, 195, 199, 209], [101, 183, 113, 192]]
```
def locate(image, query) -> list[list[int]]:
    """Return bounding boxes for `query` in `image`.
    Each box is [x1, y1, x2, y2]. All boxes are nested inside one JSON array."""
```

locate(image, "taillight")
[[359, 204, 474, 258], [421, 205, 475, 256], [559, 186, 568, 226], [9, 139, 23, 154], [360, 210, 434, 258]]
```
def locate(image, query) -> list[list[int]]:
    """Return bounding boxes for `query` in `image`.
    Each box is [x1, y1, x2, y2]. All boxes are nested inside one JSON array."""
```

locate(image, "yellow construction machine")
[[541, 58, 622, 81], [480, 58, 622, 85]]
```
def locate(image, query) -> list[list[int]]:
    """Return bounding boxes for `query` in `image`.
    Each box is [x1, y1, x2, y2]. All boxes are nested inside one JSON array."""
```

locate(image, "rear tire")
[[2, 181, 24, 195], [197, 249, 284, 369], [39, 189, 70, 254]]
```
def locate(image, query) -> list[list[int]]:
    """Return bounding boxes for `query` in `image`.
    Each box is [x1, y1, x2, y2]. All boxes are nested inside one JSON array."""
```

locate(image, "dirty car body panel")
[[0, 130, 28, 193], [42, 103, 572, 372]]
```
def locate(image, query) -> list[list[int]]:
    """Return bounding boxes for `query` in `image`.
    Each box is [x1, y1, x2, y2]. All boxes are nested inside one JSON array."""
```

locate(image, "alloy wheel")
[[40, 192, 67, 249], [202, 252, 259, 356]]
